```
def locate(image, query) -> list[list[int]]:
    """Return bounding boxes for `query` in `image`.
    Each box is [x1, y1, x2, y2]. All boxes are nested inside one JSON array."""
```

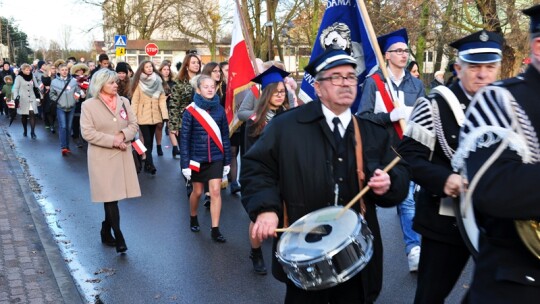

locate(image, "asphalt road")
[[6, 118, 472, 304]]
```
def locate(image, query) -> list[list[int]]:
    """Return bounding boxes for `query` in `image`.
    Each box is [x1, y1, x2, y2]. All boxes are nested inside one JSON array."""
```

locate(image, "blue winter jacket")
[[180, 102, 231, 169]]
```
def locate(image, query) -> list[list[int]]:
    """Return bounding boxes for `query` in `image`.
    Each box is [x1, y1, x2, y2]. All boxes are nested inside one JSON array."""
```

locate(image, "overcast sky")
[[0, 0, 103, 50]]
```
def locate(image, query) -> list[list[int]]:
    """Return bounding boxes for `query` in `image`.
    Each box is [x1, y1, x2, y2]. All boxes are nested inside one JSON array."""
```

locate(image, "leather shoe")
[[250, 250, 267, 275]]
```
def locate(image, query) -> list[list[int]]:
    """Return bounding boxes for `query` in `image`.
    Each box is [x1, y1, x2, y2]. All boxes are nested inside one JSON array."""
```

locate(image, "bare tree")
[[61, 25, 73, 58], [131, 0, 176, 39], [172, 0, 223, 60]]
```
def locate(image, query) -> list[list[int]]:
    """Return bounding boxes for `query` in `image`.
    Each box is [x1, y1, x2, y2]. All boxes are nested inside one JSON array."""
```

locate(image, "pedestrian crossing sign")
[[114, 35, 127, 47], [116, 47, 126, 57]]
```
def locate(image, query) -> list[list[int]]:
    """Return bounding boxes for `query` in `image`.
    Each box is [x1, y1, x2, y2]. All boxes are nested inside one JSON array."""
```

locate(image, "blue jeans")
[[57, 107, 74, 149], [398, 181, 421, 255]]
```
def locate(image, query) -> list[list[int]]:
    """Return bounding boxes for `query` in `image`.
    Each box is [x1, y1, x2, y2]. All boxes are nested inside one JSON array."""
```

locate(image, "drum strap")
[[352, 117, 367, 216]]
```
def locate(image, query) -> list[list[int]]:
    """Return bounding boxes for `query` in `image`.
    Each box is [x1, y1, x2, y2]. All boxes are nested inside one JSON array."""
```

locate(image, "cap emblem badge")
[[479, 31, 489, 42]]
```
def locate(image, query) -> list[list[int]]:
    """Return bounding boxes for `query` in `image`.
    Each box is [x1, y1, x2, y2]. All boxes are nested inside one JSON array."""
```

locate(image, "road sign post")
[[114, 35, 128, 61]]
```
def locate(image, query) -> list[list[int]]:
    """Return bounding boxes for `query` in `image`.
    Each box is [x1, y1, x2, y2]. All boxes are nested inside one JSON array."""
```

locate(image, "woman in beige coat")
[[80, 69, 140, 253], [131, 60, 169, 175]]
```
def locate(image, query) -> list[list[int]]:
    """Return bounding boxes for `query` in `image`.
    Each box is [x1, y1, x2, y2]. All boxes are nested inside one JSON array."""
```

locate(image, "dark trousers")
[[414, 236, 470, 304], [72, 115, 80, 138], [139, 124, 157, 165], [284, 273, 364, 304]]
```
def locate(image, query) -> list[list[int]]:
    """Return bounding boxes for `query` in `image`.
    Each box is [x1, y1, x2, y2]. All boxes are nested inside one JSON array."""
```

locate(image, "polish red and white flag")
[[131, 139, 147, 155], [225, 6, 258, 133], [189, 160, 201, 172]]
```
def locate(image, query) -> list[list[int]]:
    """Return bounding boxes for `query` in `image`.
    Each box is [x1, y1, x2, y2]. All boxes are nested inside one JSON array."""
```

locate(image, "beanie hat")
[[116, 62, 129, 74], [37, 60, 46, 70]]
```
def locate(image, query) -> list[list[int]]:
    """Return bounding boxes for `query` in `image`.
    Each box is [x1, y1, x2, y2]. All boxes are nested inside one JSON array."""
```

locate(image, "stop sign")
[[145, 43, 159, 57]]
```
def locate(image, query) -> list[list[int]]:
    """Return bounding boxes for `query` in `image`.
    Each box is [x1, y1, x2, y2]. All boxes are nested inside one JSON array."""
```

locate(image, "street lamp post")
[[265, 21, 273, 61]]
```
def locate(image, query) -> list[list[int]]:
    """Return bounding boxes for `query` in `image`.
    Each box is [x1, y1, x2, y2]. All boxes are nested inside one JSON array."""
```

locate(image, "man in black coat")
[[452, 5, 540, 302], [241, 47, 410, 303], [398, 30, 503, 303]]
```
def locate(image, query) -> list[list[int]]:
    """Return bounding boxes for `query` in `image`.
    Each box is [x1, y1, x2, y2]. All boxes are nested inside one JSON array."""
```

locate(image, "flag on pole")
[[298, 1, 378, 113], [225, 7, 258, 129], [131, 139, 147, 155]]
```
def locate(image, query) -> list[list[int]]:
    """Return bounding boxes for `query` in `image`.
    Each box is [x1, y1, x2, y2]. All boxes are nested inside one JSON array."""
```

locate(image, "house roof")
[[126, 40, 193, 50]]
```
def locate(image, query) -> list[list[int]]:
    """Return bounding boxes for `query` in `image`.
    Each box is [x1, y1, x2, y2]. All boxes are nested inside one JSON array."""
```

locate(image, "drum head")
[[277, 206, 359, 263], [454, 196, 479, 259]]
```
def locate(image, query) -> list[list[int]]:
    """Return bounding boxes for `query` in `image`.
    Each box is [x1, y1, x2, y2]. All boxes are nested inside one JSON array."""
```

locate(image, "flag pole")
[[234, 0, 260, 75], [356, 0, 406, 131]]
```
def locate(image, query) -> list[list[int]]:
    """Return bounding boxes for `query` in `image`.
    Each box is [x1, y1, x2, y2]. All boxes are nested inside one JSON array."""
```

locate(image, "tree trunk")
[[415, 1, 429, 77]]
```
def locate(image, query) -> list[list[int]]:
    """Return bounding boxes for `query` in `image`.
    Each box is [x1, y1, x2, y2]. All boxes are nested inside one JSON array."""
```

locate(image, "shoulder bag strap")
[[352, 116, 367, 216], [56, 76, 71, 101]]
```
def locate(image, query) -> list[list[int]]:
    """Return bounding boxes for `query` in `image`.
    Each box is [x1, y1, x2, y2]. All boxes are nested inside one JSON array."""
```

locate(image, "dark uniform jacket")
[[241, 100, 410, 303], [399, 82, 470, 245], [456, 66, 540, 302]]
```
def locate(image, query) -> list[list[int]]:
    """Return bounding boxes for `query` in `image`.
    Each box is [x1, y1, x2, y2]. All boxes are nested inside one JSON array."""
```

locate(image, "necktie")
[[332, 117, 342, 147]]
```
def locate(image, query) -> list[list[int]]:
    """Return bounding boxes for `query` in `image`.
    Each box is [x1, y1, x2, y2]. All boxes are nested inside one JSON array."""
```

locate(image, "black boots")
[[114, 230, 128, 253], [104, 201, 127, 253], [190, 216, 200, 232], [144, 163, 157, 175], [211, 227, 226, 243], [100, 221, 116, 247], [250, 248, 267, 275], [172, 146, 179, 158], [157, 145, 163, 156]]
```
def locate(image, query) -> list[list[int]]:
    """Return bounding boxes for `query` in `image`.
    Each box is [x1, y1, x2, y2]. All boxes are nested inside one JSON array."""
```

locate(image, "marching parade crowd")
[[2, 3, 540, 304]]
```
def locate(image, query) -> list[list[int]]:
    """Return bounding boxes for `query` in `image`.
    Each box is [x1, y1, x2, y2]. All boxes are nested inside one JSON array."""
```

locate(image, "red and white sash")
[[372, 73, 403, 139], [185, 103, 224, 153]]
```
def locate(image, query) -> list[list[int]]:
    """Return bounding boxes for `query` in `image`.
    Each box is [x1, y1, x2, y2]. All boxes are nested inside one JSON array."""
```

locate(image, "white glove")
[[223, 165, 230, 176], [389, 107, 407, 122], [182, 168, 192, 180]]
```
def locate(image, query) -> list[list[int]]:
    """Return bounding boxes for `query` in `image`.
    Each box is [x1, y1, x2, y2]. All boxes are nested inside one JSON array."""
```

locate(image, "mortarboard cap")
[[523, 4, 540, 37], [449, 30, 503, 64], [304, 46, 357, 76], [251, 65, 290, 90], [378, 28, 408, 53]]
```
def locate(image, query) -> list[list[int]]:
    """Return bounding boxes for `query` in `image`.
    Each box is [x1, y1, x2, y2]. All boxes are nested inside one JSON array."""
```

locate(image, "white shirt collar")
[[321, 103, 352, 137], [387, 66, 405, 86], [458, 81, 473, 100]]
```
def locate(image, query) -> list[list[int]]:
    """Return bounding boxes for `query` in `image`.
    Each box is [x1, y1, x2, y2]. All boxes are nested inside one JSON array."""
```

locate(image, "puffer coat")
[[180, 102, 231, 168]]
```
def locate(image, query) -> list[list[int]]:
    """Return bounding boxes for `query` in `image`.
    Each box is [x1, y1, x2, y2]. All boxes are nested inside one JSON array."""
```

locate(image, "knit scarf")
[[100, 93, 117, 112], [20, 72, 33, 82], [138, 72, 164, 99], [194, 92, 220, 110]]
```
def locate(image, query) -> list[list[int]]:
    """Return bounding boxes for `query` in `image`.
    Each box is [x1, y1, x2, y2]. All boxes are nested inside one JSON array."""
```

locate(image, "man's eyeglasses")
[[387, 48, 410, 55], [318, 75, 358, 86], [273, 90, 286, 96]]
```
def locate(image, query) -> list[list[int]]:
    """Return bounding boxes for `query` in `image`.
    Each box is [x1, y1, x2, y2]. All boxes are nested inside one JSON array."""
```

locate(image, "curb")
[[1, 123, 84, 304]]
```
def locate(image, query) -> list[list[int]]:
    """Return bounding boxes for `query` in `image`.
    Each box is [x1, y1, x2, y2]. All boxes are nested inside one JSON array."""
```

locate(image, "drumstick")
[[274, 227, 326, 234], [335, 156, 401, 219]]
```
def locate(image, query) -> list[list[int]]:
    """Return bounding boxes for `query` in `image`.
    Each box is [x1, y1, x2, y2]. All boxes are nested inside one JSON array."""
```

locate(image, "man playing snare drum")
[[241, 47, 410, 303]]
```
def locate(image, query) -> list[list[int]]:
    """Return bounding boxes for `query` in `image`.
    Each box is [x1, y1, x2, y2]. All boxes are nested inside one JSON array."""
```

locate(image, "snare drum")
[[276, 206, 373, 290]]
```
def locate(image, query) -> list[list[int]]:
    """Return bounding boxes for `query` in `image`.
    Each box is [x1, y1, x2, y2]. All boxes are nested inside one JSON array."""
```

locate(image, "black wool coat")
[[241, 100, 410, 303]]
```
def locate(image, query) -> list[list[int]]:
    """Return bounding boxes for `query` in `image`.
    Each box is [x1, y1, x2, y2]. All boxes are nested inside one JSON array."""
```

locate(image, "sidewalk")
[[0, 116, 83, 304]]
